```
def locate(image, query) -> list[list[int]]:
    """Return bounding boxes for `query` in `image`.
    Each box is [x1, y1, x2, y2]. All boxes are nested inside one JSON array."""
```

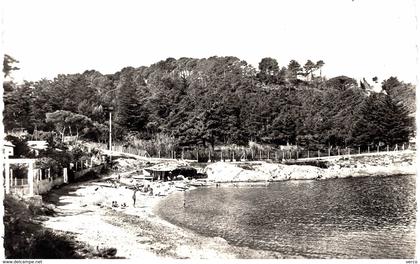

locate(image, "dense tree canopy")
[[3, 55, 415, 151]]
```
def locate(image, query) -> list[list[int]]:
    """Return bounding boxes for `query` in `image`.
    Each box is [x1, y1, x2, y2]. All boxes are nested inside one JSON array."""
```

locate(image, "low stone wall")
[[34, 177, 65, 195], [10, 185, 31, 197], [73, 165, 104, 181], [9, 165, 104, 197]]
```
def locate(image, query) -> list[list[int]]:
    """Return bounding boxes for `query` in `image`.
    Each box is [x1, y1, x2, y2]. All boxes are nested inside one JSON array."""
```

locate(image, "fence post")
[[358, 147, 360, 154], [232, 150, 235, 162], [9, 169, 13, 187], [328, 148, 330, 156], [259, 150, 262, 160], [368, 146, 370, 153], [318, 150, 320, 158], [208, 150, 211, 163], [267, 151, 270, 160], [348, 148, 350, 156], [28, 162, 34, 196], [63, 168, 68, 183], [296, 150, 299, 159], [158, 150, 161, 159], [275, 151, 278, 161], [221, 151, 223, 162], [338, 148, 340, 156], [289, 150, 292, 159], [387, 145, 389, 152], [377, 145, 379, 153], [308, 150, 310, 158], [402, 144, 405, 151]]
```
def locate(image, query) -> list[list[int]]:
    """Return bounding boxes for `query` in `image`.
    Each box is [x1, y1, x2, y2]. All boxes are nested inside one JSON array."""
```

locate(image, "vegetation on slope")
[[3, 55, 415, 151]]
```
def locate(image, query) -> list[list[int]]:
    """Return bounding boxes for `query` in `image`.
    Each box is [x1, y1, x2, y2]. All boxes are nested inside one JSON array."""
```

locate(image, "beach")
[[41, 173, 286, 259], [39, 150, 416, 259]]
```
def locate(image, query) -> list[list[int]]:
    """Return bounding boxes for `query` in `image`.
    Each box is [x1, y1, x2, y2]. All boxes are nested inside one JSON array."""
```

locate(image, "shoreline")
[[41, 174, 285, 259], [40, 150, 416, 259], [204, 151, 416, 183], [41, 171, 415, 259]]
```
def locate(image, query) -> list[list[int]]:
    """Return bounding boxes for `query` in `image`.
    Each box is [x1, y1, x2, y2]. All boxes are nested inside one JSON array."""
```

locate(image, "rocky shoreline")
[[37, 150, 415, 259], [204, 151, 416, 182]]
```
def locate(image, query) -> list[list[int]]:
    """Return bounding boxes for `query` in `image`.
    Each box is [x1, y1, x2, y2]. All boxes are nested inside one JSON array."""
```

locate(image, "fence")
[[7, 157, 104, 197], [103, 142, 415, 163], [8, 167, 67, 196]]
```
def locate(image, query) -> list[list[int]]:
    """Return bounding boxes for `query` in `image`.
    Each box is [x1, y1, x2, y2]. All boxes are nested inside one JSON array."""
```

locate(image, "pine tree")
[[351, 93, 410, 146]]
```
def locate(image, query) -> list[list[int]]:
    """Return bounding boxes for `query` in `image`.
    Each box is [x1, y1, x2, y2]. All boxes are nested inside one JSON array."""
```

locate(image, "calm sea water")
[[155, 175, 416, 258]]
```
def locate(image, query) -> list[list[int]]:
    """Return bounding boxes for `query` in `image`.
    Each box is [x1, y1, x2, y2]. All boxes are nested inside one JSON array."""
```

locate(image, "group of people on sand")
[[131, 184, 154, 207], [107, 174, 155, 209]]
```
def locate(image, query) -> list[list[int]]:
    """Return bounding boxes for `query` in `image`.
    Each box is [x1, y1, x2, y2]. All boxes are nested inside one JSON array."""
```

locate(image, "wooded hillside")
[[3, 55, 415, 150]]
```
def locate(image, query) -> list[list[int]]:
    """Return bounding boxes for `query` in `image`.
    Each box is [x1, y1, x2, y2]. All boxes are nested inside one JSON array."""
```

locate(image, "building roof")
[[27, 140, 48, 150], [4, 140, 15, 147]]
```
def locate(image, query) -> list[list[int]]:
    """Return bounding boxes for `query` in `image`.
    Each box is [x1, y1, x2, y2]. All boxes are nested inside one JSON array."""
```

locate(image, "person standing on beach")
[[132, 188, 138, 207], [183, 189, 187, 208]]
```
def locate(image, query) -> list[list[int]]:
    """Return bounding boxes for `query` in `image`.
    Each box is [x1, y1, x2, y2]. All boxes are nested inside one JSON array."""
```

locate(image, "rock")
[[45, 203, 56, 210], [95, 246, 117, 258], [205, 162, 324, 182]]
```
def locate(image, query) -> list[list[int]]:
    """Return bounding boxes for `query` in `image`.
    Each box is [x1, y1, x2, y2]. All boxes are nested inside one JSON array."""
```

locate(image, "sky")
[[1, 0, 418, 84]]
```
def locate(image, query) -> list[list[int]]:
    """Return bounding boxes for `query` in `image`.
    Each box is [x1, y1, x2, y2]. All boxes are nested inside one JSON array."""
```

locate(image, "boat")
[[189, 179, 213, 187], [174, 182, 189, 190]]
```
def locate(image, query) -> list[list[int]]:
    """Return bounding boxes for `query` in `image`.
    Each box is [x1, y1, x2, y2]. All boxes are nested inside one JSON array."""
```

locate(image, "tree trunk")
[[61, 127, 66, 142]]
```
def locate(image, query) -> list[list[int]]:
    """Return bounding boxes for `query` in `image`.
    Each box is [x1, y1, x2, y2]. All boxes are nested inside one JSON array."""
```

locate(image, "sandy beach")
[[39, 150, 416, 259], [41, 172, 286, 259]]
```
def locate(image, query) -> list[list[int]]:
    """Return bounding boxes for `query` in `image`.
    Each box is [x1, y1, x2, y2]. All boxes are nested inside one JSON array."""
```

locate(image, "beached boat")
[[174, 182, 189, 190], [189, 179, 213, 187]]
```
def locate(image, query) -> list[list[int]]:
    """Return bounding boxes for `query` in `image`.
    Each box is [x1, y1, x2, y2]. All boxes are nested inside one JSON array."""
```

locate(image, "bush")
[[3, 195, 81, 258], [124, 133, 178, 157]]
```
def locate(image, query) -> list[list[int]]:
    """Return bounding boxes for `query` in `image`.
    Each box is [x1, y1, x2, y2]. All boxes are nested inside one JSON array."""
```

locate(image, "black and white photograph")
[[0, 0, 418, 261]]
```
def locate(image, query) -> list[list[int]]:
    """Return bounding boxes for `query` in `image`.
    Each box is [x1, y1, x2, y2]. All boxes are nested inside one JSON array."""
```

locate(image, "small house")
[[144, 163, 197, 181], [2, 140, 15, 158], [27, 140, 49, 156]]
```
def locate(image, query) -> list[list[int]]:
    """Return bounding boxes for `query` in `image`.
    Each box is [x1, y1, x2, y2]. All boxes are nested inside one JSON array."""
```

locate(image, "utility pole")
[[109, 110, 112, 164], [104, 106, 114, 166]]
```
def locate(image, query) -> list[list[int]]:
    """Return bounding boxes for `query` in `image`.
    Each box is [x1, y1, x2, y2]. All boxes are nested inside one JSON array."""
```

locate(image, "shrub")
[[3, 195, 81, 258]]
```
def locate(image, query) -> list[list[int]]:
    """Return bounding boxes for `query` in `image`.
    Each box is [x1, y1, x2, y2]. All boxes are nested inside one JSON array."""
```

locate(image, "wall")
[[10, 185, 30, 197], [73, 165, 104, 180], [9, 165, 104, 197], [34, 176, 65, 195]]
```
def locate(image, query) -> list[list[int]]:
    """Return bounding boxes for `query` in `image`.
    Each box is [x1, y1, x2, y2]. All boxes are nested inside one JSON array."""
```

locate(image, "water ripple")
[[156, 175, 415, 258]]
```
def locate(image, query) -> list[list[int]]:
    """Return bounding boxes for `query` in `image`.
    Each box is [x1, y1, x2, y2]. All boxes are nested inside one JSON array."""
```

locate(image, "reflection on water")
[[156, 175, 416, 258]]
